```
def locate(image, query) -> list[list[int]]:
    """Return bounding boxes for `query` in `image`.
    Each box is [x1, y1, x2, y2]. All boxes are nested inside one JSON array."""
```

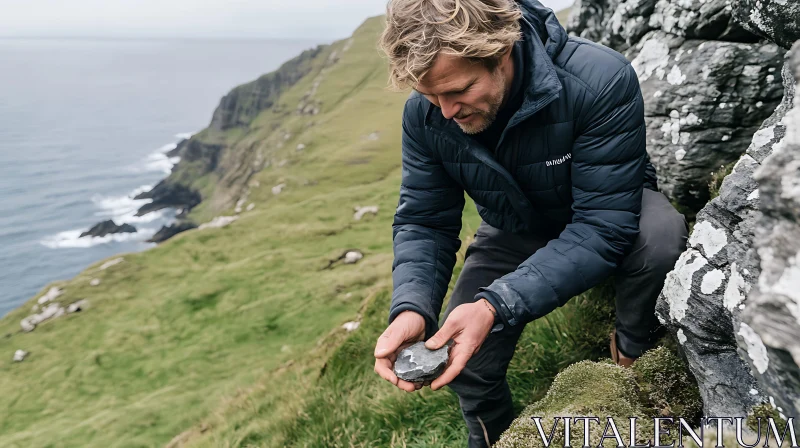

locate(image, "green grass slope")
[[0, 8, 627, 448]]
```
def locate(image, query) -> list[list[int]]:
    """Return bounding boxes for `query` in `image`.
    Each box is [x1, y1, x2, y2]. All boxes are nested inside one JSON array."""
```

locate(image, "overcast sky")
[[0, 0, 575, 40]]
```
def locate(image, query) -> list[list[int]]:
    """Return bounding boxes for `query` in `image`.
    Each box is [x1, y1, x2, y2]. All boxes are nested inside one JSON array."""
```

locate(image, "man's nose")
[[439, 97, 461, 120]]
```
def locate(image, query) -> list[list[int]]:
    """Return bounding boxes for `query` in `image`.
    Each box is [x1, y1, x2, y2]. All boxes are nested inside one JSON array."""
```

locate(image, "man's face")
[[415, 52, 511, 134]]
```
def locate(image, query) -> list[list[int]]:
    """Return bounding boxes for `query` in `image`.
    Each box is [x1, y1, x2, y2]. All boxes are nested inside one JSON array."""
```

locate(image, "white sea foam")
[[41, 132, 193, 250], [144, 150, 181, 174], [133, 136, 187, 174], [40, 227, 157, 249], [90, 184, 166, 224], [174, 131, 195, 140], [40, 185, 167, 249]]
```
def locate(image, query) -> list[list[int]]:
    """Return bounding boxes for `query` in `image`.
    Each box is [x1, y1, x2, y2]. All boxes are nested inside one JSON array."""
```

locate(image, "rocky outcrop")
[[146, 222, 198, 243], [129, 41, 343, 220], [211, 46, 326, 131], [740, 42, 800, 419], [568, 0, 785, 212], [733, 0, 800, 50], [79, 220, 136, 238], [656, 43, 798, 417], [134, 181, 201, 217]]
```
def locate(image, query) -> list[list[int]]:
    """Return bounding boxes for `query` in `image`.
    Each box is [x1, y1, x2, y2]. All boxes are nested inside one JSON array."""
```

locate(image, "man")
[[373, 0, 689, 446]]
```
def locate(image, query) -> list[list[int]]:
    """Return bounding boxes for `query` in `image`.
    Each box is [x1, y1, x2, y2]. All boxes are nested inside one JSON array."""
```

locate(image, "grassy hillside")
[[0, 9, 622, 448]]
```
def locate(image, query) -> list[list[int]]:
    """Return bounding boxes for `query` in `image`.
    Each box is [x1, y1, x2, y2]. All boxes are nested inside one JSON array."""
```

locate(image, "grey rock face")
[[656, 47, 798, 417], [393, 341, 449, 383], [733, 0, 800, 50], [567, 0, 785, 213], [741, 42, 800, 419], [632, 33, 785, 210]]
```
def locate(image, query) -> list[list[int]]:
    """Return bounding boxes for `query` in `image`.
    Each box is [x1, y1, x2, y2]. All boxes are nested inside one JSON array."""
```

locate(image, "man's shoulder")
[[554, 36, 635, 98], [403, 91, 430, 127]]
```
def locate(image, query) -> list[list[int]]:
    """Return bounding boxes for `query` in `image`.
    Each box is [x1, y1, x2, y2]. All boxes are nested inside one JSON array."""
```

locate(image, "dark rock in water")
[[134, 181, 201, 217], [146, 222, 198, 243], [393, 341, 449, 383], [79, 220, 136, 238]]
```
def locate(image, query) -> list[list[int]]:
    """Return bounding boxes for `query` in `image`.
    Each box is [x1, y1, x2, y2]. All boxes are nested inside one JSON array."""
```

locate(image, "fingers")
[[431, 348, 471, 391], [374, 356, 419, 392], [374, 326, 404, 358], [425, 318, 458, 350], [374, 357, 398, 386]]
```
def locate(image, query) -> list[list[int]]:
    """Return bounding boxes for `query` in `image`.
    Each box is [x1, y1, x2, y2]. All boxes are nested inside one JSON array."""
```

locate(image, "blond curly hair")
[[379, 0, 523, 90]]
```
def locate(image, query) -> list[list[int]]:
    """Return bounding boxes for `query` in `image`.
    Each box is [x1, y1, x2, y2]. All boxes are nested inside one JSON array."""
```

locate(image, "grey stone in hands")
[[393, 341, 449, 383]]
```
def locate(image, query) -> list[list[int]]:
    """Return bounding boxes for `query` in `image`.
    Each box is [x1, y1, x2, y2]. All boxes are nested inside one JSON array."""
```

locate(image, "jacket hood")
[[513, 0, 568, 118]]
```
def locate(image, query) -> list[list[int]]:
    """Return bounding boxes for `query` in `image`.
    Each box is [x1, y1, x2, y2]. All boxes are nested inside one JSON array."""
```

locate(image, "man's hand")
[[374, 310, 426, 392], [424, 298, 496, 391]]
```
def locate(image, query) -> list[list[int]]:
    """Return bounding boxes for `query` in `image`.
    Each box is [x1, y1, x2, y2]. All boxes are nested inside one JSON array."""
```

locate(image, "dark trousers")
[[442, 189, 689, 447]]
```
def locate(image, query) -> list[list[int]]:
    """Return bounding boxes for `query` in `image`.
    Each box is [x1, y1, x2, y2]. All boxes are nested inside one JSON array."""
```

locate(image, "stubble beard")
[[455, 70, 506, 135]]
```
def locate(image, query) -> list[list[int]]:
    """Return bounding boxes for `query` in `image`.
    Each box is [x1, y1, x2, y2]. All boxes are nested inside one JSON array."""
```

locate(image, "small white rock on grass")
[[37, 286, 62, 305], [198, 216, 238, 230], [272, 183, 286, 195], [13, 350, 28, 362], [90, 278, 100, 286], [67, 299, 89, 313], [344, 251, 363, 264], [353, 205, 379, 221], [99, 258, 124, 270], [342, 321, 360, 332]]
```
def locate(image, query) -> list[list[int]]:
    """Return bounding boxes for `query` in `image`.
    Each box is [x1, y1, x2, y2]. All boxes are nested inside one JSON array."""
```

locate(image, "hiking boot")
[[610, 328, 636, 368]]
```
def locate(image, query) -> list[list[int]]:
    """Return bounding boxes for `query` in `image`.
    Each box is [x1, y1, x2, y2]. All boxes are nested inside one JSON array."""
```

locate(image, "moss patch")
[[498, 345, 703, 448], [496, 361, 654, 448], [632, 346, 703, 421]]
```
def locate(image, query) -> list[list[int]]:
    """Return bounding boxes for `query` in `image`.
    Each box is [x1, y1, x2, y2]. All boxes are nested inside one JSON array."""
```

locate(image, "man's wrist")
[[477, 297, 498, 322]]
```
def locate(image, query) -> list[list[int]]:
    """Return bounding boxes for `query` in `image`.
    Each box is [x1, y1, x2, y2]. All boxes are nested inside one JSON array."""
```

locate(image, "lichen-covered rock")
[[656, 45, 798, 417], [740, 41, 800, 420], [567, 0, 755, 53], [568, 0, 785, 212], [631, 32, 784, 210], [733, 0, 800, 50]]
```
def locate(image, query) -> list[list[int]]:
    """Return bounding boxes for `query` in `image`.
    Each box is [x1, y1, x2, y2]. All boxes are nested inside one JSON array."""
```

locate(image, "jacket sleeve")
[[478, 63, 646, 328], [388, 98, 465, 339]]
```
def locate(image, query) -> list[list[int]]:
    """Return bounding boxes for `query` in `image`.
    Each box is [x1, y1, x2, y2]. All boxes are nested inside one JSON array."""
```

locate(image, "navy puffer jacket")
[[389, 0, 657, 338]]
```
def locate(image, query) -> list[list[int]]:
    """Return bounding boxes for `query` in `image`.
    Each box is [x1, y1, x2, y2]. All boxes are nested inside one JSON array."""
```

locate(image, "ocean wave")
[[144, 151, 181, 174], [40, 227, 156, 249], [132, 134, 190, 174], [41, 132, 193, 250], [174, 131, 195, 140], [90, 185, 165, 224]]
